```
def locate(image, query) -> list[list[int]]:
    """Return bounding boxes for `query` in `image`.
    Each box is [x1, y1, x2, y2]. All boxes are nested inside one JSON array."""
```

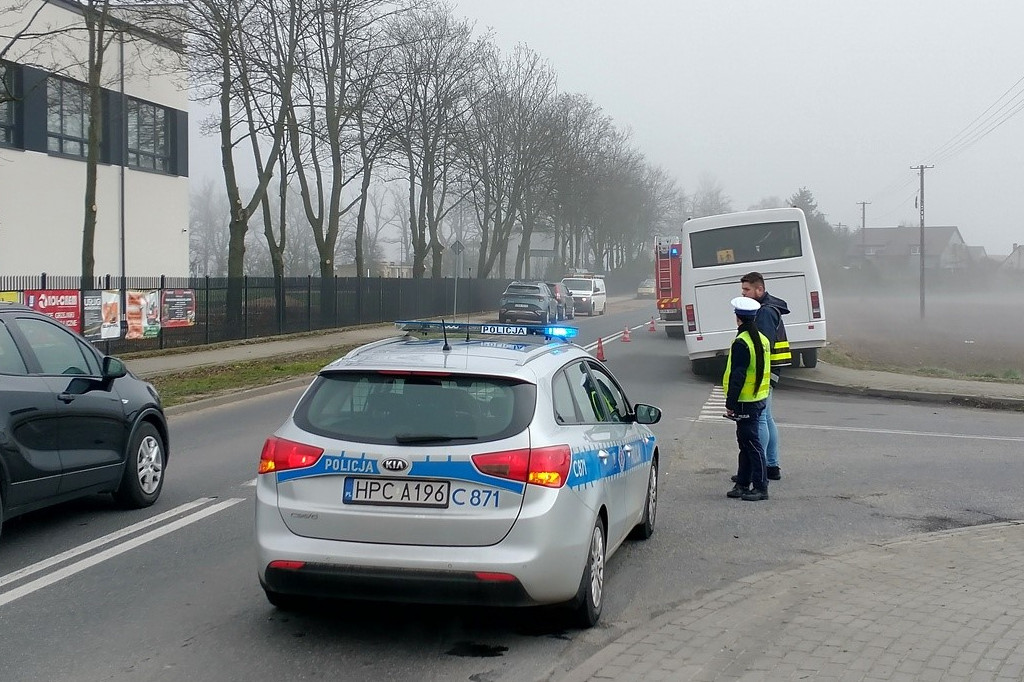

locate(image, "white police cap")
[[731, 296, 761, 318]]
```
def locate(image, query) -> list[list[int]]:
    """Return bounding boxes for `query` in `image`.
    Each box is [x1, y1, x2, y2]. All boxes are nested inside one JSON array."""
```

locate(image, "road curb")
[[780, 375, 1024, 412], [164, 376, 312, 417]]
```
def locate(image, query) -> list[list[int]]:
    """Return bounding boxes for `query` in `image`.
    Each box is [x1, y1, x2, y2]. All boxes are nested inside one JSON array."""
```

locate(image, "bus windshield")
[[689, 220, 802, 268]]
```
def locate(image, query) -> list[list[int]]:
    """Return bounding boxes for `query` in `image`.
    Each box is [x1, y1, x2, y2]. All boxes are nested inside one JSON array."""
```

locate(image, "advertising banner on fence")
[[23, 289, 81, 331], [160, 288, 196, 328], [0, 291, 21, 304], [82, 290, 122, 341], [125, 290, 160, 339]]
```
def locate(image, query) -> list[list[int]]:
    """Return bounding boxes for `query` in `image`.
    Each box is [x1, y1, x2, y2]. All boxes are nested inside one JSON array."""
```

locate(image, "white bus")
[[678, 207, 827, 375]]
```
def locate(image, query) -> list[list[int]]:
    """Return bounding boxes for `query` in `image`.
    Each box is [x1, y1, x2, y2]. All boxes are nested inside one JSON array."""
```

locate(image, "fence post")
[[205, 276, 211, 344], [244, 275, 249, 340], [334, 274, 340, 327], [158, 274, 166, 349], [41, 272, 47, 290], [378, 276, 384, 323], [307, 275, 312, 332]]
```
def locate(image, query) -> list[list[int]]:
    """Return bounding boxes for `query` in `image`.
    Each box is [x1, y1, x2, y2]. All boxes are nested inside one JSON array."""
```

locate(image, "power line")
[[923, 73, 1024, 164]]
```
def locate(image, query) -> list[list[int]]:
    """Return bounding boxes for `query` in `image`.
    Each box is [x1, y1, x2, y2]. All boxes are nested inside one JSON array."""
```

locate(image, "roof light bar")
[[395, 320, 578, 340]]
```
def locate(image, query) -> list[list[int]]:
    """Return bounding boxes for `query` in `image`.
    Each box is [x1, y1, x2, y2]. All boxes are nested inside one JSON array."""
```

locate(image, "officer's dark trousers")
[[735, 405, 767, 491]]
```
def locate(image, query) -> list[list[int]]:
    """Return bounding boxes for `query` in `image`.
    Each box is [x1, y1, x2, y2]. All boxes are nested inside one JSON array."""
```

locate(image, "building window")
[[0, 62, 14, 146], [127, 98, 170, 172], [47, 76, 88, 157]]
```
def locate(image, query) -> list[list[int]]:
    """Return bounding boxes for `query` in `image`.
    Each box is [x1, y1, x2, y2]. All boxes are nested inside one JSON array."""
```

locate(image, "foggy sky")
[[452, 0, 1024, 255], [187, 1, 1024, 256]]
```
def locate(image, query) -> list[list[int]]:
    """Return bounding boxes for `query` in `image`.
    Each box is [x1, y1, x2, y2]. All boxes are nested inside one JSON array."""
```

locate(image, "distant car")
[[561, 276, 607, 316], [545, 282, 575, 320], [255, 320, 662, 628], [0, 302, 168, 541], [636, 279, 656, 298], [498, 281, 558, 324]]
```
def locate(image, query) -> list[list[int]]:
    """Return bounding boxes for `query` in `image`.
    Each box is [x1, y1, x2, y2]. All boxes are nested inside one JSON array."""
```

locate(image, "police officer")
[[725, 296, 772, 501], [740, 271, 791, 480]]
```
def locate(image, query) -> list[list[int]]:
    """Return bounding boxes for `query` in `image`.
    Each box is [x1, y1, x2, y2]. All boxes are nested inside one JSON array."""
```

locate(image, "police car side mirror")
[[633, 403, 661, 425]]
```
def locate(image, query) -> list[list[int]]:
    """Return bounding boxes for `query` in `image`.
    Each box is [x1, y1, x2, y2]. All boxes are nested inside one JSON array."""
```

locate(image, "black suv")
[[498, 281, 559, 324], [0, 302, 168, 540]]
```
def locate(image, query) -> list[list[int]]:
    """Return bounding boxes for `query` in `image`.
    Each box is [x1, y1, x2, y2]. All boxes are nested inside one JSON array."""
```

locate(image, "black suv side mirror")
[[102, 356, 128, 379]]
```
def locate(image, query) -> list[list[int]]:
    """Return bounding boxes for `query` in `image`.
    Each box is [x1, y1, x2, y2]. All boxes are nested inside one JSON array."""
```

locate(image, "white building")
[[0, 0, 189, 278]]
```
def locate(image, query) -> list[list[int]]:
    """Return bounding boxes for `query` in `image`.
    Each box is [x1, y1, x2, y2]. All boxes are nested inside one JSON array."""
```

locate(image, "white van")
[[561, 275, 607, 316]]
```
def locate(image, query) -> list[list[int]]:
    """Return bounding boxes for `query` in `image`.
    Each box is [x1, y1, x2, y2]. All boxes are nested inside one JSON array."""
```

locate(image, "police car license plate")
[[343, 477, 450, 508]]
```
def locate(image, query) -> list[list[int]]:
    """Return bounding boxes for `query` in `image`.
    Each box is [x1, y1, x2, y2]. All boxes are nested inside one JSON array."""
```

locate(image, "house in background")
[[848, 225, 984, 277], [995, 243, 1024, 274], [0, 0, 189, 278]]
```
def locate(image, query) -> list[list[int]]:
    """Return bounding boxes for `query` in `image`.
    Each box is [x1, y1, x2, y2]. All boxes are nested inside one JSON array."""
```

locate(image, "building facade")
[[0, 0, 189, 278]]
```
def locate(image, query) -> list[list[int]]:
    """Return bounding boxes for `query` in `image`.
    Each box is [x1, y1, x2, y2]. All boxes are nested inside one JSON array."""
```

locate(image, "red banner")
[[23, 289, 81, 332]]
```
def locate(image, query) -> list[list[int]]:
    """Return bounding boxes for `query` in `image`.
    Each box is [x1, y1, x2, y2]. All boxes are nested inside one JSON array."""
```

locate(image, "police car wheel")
[[630, 457, 658, 540], [570, 518, 606, 628]]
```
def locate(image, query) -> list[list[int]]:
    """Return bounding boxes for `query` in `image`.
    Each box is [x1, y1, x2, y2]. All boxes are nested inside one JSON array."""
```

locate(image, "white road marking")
[[0, 498, 244, 608], [698, 386, 731, 423], [778, 423, 1024, 443], [0, 498, 214, 590]]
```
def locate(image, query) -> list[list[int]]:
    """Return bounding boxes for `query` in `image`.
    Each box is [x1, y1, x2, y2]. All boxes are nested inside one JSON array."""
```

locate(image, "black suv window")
[[15, 317, 100, 376], [0, 321, 28, 375]]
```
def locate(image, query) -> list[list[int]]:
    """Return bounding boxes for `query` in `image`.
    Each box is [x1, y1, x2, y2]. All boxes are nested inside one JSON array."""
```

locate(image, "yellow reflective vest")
[[723, 330, 771, 402]]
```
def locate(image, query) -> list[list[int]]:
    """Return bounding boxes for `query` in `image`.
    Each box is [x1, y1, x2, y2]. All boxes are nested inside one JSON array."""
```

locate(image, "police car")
[[255, 321, 662, 627]]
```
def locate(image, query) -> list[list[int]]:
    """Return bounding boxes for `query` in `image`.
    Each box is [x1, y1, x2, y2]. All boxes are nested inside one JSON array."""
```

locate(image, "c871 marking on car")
[[451, 487, 501, 507], [343, 477, 450, 508]]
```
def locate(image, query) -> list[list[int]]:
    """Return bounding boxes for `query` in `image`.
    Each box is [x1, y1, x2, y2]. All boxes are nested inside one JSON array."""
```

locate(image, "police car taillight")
[[810, 291, 821, 319], [472, 445, 571, 488], [258, 436, 324, 474]]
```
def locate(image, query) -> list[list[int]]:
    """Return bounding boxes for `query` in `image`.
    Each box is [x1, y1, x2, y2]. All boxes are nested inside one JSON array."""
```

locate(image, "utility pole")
[[857, 201, 870, 251], [911, 165, 934, 318]]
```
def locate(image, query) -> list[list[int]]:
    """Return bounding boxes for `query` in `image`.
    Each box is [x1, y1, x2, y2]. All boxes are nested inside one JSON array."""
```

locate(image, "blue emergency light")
[[395, 320, 578, 340], [670, 246, 679, 256]]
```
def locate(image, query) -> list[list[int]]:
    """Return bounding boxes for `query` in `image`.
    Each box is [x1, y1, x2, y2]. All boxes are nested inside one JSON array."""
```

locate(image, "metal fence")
[[0, 274, 510, 355]]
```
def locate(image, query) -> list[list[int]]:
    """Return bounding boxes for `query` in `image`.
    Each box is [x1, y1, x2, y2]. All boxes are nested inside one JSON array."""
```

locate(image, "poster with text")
[[125, 290, 161, 339], [101, 290, 122, 339], [0, 291, 21, 304], [160, 289, 196, 328], [23, 289, 81, 332], [82, 290, 122, 341]]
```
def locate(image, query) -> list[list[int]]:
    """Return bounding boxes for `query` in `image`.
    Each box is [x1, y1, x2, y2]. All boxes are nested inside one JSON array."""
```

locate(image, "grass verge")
[[821, 342, 1023, 385], [149, 344, 359, 407]]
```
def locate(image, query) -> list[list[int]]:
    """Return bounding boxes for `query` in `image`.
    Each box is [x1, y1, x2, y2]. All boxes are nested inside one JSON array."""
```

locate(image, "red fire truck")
[[654, 239, 685, 337]]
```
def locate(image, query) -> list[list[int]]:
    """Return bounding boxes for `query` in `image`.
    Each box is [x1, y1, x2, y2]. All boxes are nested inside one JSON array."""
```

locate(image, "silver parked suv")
[[255, 321, 662, 627]]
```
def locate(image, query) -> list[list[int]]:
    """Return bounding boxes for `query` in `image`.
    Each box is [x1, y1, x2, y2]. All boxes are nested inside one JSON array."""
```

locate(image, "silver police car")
[[255, 321, 662, 627]]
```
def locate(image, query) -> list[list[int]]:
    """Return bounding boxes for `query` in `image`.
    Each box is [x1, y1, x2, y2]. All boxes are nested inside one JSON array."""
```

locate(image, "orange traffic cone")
[[621, 326, 631, 342], [648, 317, 657, 332], [595, 336, 606, 361]]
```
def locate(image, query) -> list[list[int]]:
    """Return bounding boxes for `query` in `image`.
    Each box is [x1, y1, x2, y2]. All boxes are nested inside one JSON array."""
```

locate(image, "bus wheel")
[[801, 348, 818, 368], [690, 359, 710, 376]]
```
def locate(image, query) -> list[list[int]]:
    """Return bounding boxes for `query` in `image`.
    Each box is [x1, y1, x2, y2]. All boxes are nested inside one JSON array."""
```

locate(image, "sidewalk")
[[122, 323, 1024, 681]]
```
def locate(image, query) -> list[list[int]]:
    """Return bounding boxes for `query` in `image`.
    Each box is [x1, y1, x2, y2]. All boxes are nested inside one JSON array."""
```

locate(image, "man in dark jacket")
[[740, 272, 791, 480]]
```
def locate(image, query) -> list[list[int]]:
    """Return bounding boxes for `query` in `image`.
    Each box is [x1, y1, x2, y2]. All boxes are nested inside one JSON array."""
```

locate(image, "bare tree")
[[188, 178, 230, 276], [382, 6, 487, 278], [688, 173, 732, 218], [463, 44, 558, 280], [180, 0, 291, 326]]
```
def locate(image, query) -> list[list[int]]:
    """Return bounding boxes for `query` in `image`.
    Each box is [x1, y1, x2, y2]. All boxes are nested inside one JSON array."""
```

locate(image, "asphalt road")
[[1, 298, 1022, 682]]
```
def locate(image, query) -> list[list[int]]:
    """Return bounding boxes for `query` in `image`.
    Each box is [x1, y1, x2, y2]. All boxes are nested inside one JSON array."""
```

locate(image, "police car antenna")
[[440, 318, 451, 352]]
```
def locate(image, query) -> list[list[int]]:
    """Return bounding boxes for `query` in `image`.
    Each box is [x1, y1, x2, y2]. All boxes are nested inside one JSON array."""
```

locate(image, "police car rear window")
[[294, 372, 537, 445]]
